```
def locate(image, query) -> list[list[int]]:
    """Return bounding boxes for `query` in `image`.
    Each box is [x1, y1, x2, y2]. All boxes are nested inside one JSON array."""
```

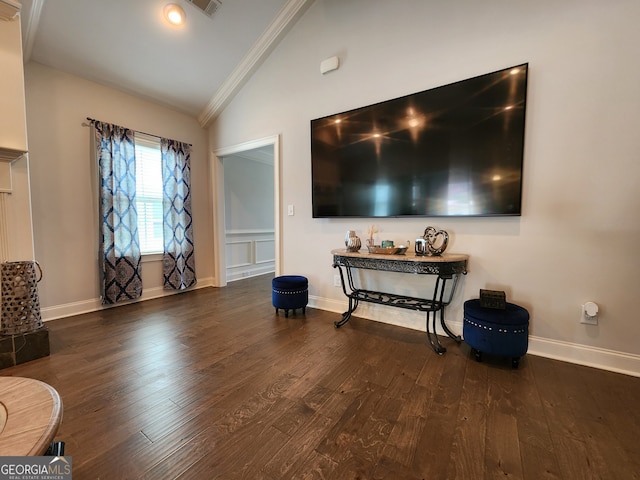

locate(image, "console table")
[[332, 249, 468, 354]]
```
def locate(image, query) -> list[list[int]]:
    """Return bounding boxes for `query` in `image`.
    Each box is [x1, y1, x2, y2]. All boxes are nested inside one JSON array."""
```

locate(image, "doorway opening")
[[212, 136, 281, 286]]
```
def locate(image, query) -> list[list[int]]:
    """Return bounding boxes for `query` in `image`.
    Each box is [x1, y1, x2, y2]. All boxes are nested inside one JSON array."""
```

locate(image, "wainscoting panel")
[[255, 239, 275, 265], [226, 241, 252, 269], [226, 230, 275, 282]]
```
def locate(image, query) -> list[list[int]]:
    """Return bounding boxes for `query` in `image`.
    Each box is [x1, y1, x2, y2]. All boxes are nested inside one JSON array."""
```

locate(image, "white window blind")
[[134, 135, 164, 254]]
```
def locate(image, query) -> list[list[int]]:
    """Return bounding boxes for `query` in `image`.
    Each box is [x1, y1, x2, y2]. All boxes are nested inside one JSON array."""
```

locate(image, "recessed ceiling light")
[[164, 3, 186, 26]]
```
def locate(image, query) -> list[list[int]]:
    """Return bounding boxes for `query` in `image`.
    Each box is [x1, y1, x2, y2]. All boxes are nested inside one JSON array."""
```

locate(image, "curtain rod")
[[85, 117, 192, 146]]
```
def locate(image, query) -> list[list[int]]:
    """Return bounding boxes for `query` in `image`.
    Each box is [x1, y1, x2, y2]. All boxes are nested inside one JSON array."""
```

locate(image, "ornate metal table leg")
[[335, 297, 358, 327], [424, 275, 462, 354], [425, 310, 446, 354], [438, 275, 461, 342], [333, 263, 358, 327], [439, 308, 461, 342]]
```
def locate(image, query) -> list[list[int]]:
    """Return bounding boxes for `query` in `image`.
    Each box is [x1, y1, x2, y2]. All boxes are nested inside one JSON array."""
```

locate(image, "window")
[[134, 135, 164, 254]]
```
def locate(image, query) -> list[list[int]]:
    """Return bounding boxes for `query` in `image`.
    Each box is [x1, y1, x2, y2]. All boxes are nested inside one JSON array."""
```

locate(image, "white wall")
[[224, 153, 275, 281], [224, 154, 274, 231], [24, 62, 214, 318], [210, 0, 640, 374]]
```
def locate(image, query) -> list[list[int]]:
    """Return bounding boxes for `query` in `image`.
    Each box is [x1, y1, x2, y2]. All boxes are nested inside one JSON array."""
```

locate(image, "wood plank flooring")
[[2, 274, 639, 479]]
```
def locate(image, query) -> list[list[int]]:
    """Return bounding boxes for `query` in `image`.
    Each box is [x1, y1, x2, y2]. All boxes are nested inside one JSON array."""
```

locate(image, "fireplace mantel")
[[0, 146, 26, 163], [0, 3, 34, 260], [0, 0, 21, 21]]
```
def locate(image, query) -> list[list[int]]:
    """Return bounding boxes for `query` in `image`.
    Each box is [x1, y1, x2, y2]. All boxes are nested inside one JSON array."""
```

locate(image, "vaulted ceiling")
[[19, 0, 313, 126]]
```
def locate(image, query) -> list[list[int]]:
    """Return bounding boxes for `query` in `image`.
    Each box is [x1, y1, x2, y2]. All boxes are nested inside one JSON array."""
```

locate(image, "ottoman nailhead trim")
[[464, 317, 527, 335], [273, 288, 308, 295]]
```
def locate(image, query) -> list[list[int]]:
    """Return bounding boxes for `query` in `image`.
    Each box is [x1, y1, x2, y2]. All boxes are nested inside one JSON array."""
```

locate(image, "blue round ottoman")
[[463, 299, 529, 368], [272, 275, 308, 317]]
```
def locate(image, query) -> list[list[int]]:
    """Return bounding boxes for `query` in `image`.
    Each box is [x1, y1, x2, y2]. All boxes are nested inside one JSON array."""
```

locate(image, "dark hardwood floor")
[[3, 274, 639, 479]]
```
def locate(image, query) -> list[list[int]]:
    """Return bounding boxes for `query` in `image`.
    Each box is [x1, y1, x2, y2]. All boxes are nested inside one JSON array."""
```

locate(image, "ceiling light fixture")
[[164, 3, 186, 26]]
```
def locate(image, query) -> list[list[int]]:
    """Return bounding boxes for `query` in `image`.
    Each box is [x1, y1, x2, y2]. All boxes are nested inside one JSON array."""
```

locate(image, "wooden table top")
[[0, 376, 63, 456], [331, 249, 469, 263]]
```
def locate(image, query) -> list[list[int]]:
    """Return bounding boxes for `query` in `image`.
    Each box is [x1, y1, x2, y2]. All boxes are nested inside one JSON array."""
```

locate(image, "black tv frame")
[[310, 63, 529, 218]]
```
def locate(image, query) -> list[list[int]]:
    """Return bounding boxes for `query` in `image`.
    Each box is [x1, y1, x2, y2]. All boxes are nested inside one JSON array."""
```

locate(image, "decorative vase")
[[1, 261, 44, 335], [345, 230, 361, 252]]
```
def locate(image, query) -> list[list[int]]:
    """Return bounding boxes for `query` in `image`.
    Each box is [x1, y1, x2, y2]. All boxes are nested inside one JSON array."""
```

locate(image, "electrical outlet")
[[333, 274, 341, 287], [580, 304, 598, 325]]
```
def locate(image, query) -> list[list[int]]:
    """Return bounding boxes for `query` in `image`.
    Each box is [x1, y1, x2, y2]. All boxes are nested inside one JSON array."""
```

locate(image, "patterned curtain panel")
[[161, 139, 196, 290], [94, 121, 143, 304]]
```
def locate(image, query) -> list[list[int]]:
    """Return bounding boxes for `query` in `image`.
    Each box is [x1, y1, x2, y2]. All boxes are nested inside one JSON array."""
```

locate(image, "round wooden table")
[[0, 376, 63, 455]]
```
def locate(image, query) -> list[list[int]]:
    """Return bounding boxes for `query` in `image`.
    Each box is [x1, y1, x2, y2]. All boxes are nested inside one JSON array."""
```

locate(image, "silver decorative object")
[[415, 226, 449, 256], [345, 230, 362, 252], [415, 238, 428, 255]]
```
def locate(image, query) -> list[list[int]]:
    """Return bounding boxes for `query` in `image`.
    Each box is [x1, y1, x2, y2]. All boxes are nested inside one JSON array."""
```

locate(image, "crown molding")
[[0, 0, 21, 21], [198, 0, 314, 127], [21, 0, 45, 62]]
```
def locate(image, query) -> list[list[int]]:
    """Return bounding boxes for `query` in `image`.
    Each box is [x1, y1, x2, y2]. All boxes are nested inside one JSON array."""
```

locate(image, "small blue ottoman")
[[463, 299, 529, 368], [272, 275, 308, 317]]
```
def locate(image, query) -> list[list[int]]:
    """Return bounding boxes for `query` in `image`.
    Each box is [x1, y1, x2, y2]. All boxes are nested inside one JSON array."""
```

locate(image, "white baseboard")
[[41, 276, 215, 322], [308, 295, 640, 378], [227, 265, 275, 283], [526, 336, 640, 378]]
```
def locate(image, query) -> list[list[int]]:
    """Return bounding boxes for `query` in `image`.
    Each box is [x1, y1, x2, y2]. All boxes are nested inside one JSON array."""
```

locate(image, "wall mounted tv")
[[311, 63, 528, 218]]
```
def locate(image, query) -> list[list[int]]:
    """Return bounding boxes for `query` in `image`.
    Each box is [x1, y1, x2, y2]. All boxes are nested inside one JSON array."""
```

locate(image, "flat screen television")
[[311, 63, 528, 218]]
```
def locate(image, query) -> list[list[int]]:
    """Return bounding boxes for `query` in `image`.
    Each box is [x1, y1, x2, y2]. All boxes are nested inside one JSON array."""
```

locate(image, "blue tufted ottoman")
[[463, 299, 529, 368], [272, 275, 308, 317]]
